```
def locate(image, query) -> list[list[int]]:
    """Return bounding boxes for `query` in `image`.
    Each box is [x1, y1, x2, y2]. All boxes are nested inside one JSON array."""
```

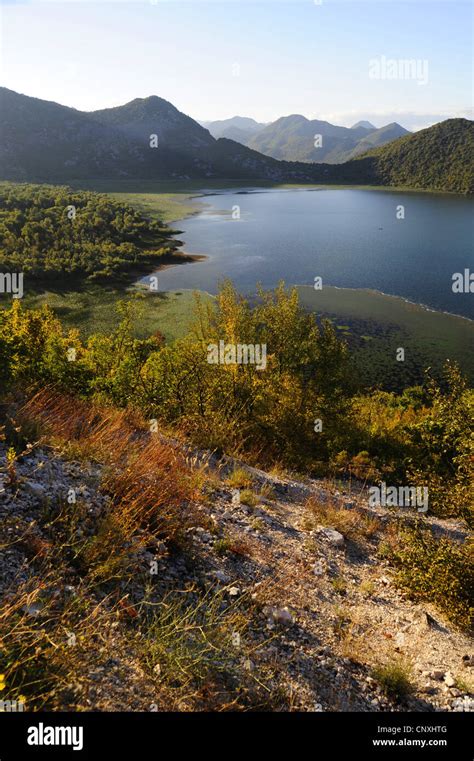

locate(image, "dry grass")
[[18, 389, 200, 555], [306, 496, 381, 544], [0, 570, 121, 710], [1, 390, 283, 710], [372, 658, 414, 702], [225, 467, 253, 490]]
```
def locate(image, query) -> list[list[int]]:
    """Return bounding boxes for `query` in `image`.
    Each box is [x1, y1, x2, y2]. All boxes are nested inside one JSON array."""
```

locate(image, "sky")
[[0, 0, 472, 130]]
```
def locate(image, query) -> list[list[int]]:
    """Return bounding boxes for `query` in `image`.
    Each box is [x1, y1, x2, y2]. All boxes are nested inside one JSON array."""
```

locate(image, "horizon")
[[0, 0, 472, 132]]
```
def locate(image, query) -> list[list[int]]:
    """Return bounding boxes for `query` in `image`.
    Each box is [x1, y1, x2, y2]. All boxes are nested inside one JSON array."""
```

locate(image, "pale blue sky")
[[0, 0, 472, 129]]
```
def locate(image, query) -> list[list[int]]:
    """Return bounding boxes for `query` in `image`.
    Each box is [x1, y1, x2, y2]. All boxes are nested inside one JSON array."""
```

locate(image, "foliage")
[[0, 284, 472, 522], [405, 364, 474, 525], [382, 525, 473, 629], [0, 182, 175, 279]]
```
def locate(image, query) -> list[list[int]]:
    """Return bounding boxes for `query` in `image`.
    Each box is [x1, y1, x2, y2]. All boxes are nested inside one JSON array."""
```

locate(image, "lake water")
[[152, 188, 474, 319]]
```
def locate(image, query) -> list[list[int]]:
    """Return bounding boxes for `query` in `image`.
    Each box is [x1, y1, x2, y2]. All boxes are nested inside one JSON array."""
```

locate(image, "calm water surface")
[[151, 188, 474, 319]]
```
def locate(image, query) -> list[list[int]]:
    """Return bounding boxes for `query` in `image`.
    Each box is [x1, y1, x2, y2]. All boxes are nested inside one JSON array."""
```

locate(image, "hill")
[[351, 118, 474, 194], [0, 403, 471, 712]]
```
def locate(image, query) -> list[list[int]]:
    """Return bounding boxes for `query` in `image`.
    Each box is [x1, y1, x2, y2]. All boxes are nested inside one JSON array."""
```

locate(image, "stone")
[[444, 672, 456, 687], [316, 526, 345, 548], [264, 606, 294, 627]]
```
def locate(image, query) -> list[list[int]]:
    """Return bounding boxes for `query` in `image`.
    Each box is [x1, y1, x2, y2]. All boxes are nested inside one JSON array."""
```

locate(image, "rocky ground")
[[0, 441, 472, 713]]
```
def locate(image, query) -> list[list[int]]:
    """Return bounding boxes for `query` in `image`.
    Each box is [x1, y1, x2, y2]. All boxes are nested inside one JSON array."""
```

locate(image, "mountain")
[[247, 114, 410, 163], [0, 87, 146, 181], [202, 116, 266, 144], [0, 88, 325, 183], [351, 120, 376, 130], [92, 96, 216, 153]]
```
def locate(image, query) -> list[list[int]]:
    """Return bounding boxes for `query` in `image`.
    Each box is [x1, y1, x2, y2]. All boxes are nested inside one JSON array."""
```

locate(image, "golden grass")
[[306, 496, 381, 544], [18, 389, 199, 550]]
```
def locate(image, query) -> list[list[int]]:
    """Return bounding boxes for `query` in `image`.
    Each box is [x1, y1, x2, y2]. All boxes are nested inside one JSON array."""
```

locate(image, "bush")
[[383, 525, 473, 630], [372, 660, 413, 702]]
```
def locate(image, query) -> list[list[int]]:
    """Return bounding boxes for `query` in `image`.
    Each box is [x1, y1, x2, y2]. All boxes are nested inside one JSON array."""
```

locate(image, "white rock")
[[317, 526, 345, 548], [313, 562, 325, 576], [21, 602, 43, 617], [444, 672, 456, 687]]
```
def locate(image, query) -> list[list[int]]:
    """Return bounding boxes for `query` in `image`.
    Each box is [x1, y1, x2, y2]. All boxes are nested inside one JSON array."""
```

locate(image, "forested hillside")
[[0, 182, 177, 279], [355, 119, 474, 194]]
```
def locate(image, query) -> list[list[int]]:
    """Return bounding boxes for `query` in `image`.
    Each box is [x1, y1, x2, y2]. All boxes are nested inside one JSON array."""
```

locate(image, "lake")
[[151, 188, 474, 319]]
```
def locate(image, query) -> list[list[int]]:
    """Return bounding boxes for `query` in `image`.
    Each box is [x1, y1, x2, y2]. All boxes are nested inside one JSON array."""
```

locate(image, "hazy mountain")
[[335, 123, 411, 162], [247, 115, 410, 163], [202, 116, 267, 144], [351, 120, 376, 130]]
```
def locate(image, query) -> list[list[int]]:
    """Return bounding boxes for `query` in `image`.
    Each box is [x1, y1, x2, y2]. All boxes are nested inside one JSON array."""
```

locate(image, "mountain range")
[[0, 88, 324, 183], [0, 88, 472, 193], [203, 114, 410, 164]]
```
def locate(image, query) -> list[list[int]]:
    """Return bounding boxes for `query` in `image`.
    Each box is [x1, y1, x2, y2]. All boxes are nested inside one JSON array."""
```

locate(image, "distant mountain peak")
[[351, 120, 376, 130]]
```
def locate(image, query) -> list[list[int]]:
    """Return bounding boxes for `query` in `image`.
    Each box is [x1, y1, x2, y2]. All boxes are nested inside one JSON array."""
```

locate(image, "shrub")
[[383, 525, 473, 630], [372, 659, 413, 701]]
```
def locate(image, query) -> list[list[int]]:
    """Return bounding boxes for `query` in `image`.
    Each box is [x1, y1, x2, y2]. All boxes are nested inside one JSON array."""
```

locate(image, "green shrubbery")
[[381, 525, 473, 629], [0, 182, 176, 279]]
